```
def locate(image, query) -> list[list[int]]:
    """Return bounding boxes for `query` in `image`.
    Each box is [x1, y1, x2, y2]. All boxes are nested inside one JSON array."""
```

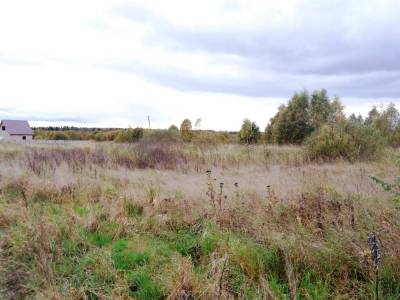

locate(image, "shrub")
[[124, 201, 144, 218], [192, 131, 229, 145], [344, 121, 386, 159], [306, 122, 385, 161], [92, 130, 119, 141], [142, 129, 180, 143], [114, 128, 143, 143], [168, 124, 179, 131], [50, 132, 69, 140], [133, 141, 187, 169]]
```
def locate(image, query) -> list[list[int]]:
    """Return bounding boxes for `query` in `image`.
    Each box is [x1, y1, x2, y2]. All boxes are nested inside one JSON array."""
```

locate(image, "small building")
[[0, 120, 34, 141]]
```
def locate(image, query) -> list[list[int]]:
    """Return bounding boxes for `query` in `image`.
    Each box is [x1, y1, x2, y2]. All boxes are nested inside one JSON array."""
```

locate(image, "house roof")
[[1, 120, 33, 135]]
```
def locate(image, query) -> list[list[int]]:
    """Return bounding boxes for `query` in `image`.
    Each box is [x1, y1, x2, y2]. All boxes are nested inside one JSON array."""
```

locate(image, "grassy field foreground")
[[0, 142, 399, 299]]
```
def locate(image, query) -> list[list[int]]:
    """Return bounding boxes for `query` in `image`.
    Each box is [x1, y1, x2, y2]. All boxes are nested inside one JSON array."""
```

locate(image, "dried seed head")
[[368, 233, 381, 272], [220, 182, 224, 188]]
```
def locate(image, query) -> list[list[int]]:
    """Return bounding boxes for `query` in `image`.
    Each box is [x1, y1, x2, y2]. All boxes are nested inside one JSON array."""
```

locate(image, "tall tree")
[[369, 104, 400, 146], [310, 89, 331, 129], [276, 91, 312, 144], [239, 119, 261, 144], [365, 106, 380, 125], [328, 96, 345, 123]]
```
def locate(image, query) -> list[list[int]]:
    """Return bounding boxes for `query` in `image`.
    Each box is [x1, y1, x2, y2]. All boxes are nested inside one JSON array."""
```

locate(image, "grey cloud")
[[115, 1, 400, 74], [100, 59, 400, 99], [110, 1, 400, 99]]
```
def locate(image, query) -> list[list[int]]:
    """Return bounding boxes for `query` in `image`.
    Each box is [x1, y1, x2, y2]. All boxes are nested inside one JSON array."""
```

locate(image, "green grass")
[[111, 240, 150, 270], [127, 271, 165, 300]]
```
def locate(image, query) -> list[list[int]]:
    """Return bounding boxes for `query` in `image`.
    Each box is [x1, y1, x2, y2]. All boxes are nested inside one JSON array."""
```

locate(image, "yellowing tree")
[[239, 119, 261, 144], [180, 119, 193, 142]]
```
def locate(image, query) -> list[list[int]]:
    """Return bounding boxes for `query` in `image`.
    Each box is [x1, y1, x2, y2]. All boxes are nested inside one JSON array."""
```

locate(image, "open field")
[[0, 142, 399, 299]]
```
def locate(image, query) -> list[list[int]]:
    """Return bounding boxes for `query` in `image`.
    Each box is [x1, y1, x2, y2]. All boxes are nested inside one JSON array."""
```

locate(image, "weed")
[[88, 232, 112, 247], [124, 201, 144, 218]]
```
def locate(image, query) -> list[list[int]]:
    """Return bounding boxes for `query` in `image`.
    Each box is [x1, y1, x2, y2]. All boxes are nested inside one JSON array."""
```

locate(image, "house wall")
[[10, 135, 33, 141], [0, 128, 9, 140], [0, 134, 33, 141]]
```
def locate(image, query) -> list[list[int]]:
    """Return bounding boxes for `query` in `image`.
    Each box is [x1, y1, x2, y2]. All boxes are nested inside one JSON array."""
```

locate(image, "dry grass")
[[0, 142, 399, 299]]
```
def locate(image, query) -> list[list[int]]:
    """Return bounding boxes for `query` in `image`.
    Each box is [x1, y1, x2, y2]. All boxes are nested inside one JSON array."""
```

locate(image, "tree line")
[[34, 89, 400, 160]]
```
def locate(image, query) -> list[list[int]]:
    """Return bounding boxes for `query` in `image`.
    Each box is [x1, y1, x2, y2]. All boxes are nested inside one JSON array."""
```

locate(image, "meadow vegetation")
[[33, 89, 400, 163], [2, 89, 400, 298], [0, 142, 399, 299]]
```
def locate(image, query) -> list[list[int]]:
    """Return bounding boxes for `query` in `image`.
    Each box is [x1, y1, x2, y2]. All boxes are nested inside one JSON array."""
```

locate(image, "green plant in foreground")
[[370, 155, 400, 206]]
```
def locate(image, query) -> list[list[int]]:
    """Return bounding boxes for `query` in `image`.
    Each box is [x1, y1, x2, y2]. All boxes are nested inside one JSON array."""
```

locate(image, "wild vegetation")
[[2, 89, 400, 298], [34, 89, 400, 163], [0, 141, 399, 299]]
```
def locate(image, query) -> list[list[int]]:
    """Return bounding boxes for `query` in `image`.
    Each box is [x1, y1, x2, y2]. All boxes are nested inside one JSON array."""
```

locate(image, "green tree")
[[348, 113, 364, 124], [368, 104, 400, 146], [365, 106, 380, 125], [310, 89, 331, 129], [266, 90, 344, 144], [265, 104, 286, 144], [328, 96, 345, 123], [180, 119, 193, 142], [239, 119, 261, 144], [275, 91, 313, 144]]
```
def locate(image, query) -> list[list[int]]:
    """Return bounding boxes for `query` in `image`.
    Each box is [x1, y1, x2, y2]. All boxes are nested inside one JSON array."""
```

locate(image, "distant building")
[[0, 120, 34, 141]]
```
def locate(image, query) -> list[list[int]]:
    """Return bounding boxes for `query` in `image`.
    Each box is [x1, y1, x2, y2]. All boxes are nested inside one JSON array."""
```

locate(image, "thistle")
[[218, 182, 224, 211], [266, 185, 271, 201], [234, 182, 239, 201], [206, 170, 215, 207], [368, 232, 381, 300]]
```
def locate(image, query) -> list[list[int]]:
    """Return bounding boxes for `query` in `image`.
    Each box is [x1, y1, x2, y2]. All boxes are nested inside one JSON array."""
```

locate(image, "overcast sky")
[[1, 0, 399, 130]]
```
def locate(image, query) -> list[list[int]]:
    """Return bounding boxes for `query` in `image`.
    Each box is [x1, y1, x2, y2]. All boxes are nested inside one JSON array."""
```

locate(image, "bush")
[[192, 131, 229, 145], [50, 132, 69, 140], [92, 130, 119, 141], [114, 128, 143, 143], [142, 129, 180, 143], [133, 141, 187, 169], [306, 122, 385, 161]]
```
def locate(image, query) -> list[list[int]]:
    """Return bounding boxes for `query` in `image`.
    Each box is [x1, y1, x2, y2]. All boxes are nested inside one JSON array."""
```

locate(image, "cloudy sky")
[[0, 0, 399, 130]]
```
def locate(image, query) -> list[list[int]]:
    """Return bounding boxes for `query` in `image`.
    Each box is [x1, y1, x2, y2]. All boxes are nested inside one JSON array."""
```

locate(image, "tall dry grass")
[[0, 142, 399, 299]]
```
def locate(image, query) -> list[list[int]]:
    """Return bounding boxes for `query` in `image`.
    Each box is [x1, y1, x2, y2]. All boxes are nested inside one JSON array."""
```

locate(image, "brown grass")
[[0, 142, 399, 299]]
